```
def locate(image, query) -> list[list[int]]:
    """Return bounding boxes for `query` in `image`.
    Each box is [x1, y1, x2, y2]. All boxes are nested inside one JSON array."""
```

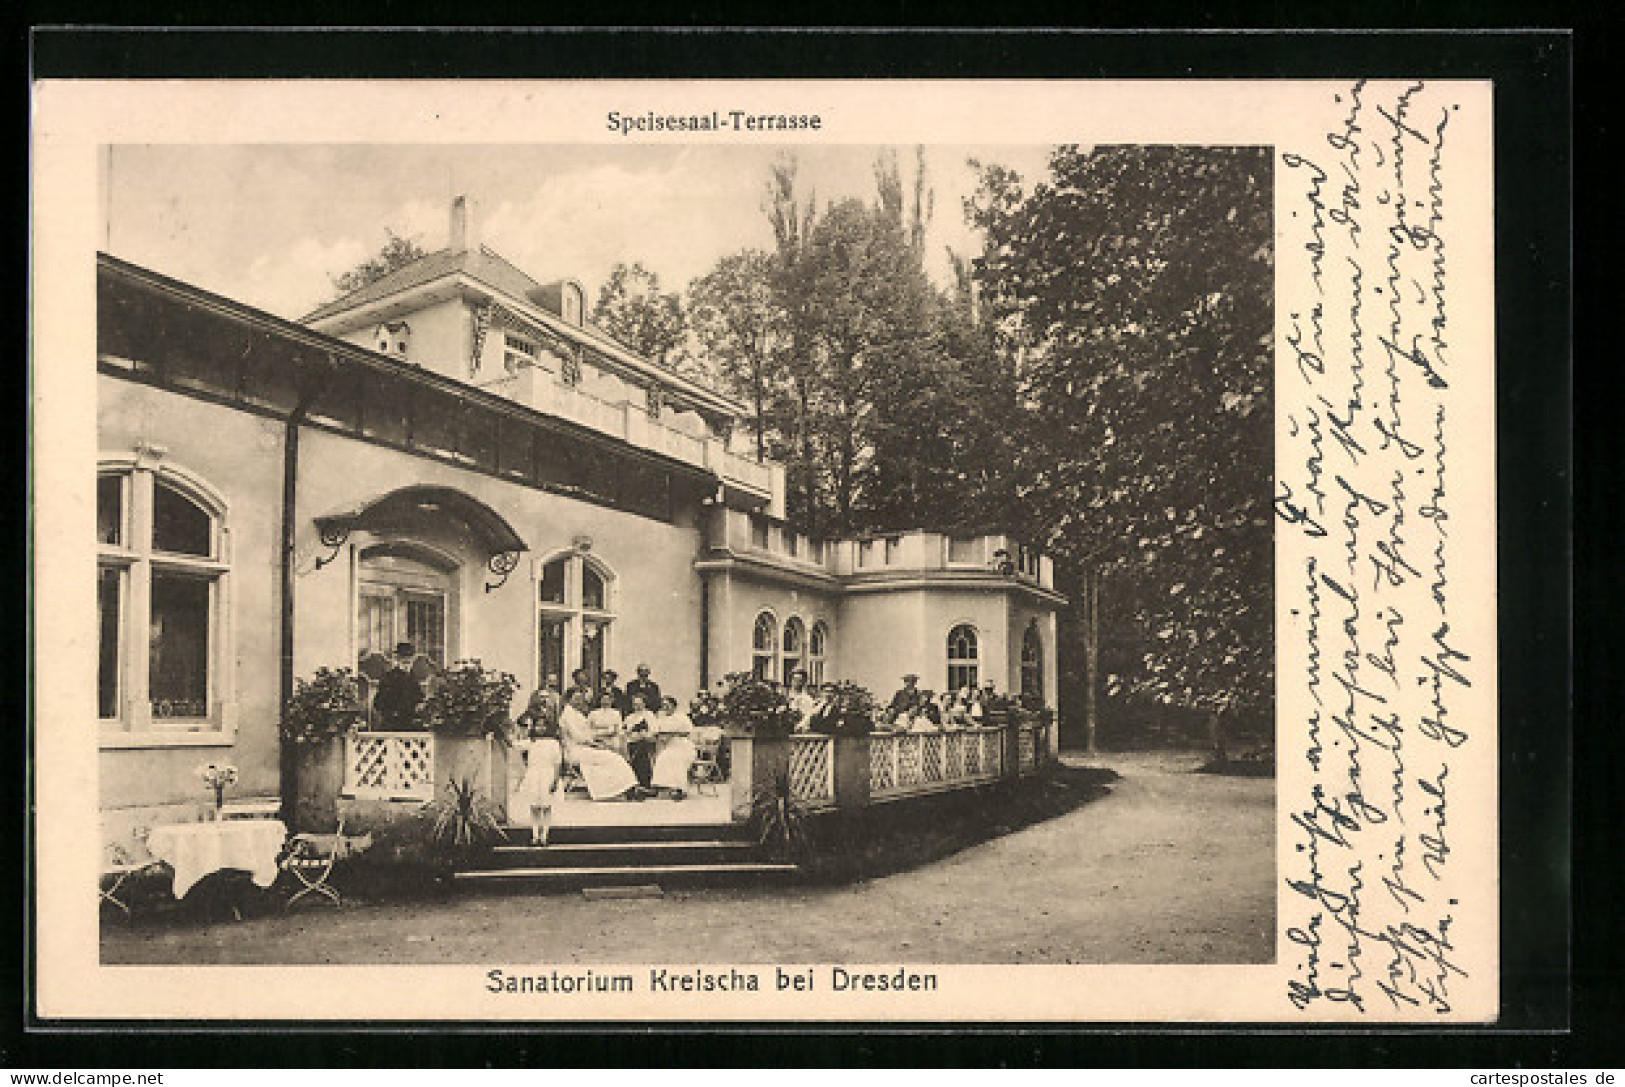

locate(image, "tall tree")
[[329, 228, 427, 297], [592, 262, 688, 371], [687, 249, 785, 461], [970, 145, 1274, 746]]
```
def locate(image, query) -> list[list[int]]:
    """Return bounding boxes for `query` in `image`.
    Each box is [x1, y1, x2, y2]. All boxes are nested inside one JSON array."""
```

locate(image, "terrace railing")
[[787, 733, 836, 809], [343, 731, 436, 801], [868, 726, 1006, 801]]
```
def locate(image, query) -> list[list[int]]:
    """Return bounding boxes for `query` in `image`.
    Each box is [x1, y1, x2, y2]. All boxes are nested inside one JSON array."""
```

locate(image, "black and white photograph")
[[31, 77, 1500, 1022]]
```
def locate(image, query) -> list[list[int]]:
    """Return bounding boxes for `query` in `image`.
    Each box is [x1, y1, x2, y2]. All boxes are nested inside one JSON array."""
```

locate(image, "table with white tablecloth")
[[145, 819, 288, 898]]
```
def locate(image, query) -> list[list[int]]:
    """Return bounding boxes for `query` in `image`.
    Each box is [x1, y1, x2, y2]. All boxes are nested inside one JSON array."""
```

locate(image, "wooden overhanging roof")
[[96, 252, 719, 490]]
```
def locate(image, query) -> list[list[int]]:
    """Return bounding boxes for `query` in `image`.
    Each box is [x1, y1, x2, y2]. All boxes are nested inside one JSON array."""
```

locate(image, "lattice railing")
[[1017, 723, 1048, 773], [787, 734, 835, 808], [345, 732, 436, 801], [868, 727, 1004, 800], [870, 733, 899, 793]]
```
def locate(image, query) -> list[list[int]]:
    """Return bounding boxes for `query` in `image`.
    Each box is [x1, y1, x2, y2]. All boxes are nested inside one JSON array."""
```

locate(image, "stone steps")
[[451, 823, 796, 891]]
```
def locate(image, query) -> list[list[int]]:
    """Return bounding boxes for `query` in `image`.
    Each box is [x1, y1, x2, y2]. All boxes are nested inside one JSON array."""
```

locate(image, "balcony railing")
[[787, 734, 836, 808], [344, 732, 436, 801], [868, 726, 1006, 800]]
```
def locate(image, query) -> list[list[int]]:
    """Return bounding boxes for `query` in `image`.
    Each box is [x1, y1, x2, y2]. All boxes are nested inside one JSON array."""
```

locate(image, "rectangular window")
[[948, 535, 984, 565], [97, 475, 123, 546], [504, 333, 537, 374], [403, 592, 447, 665], [884, 536, 902, 565], [538, 616, 567, 688], [97, 565, 122, 718], [858, 539, 876, 567], [581, 618, 607, 684], [148, 570, 211, 719], [948, 663, 979, 693], [358, 591, 396, 660]]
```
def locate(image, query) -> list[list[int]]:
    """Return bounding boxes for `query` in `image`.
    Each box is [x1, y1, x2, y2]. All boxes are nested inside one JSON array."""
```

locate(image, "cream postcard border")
[[32, 78, 1497, 1022]]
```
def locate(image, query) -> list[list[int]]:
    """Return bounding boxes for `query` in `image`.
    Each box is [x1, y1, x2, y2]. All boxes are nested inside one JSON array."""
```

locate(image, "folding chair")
[[689, 736, 724, 797], [560, 759, 589, 795], [280, 817, 371, 908], [100, 838, 162, 917]]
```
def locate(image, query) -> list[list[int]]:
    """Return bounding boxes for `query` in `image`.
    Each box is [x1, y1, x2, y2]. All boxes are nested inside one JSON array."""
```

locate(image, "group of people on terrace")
[[506, 663, 729, 843]]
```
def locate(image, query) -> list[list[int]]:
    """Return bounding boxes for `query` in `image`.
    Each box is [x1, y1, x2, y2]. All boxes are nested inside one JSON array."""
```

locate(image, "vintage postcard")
[[31, 77, 1496, 1022]]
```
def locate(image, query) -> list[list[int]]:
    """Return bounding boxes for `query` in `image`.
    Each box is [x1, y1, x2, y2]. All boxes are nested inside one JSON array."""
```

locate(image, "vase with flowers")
[[196, 762, 239, 820]]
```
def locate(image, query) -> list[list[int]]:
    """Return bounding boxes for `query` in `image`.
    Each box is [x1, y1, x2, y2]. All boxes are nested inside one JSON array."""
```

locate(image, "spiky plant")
[[750, 764, 814, 861], [427, 776, 504, 856]]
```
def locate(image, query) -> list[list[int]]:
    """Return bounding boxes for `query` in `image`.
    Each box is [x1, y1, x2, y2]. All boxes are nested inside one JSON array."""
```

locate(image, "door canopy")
[[313, 485, 528, 590]]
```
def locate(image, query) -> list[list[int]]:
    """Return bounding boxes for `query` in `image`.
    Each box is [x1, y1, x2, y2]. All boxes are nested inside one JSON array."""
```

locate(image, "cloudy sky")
[[103, 143, 1055, 321]]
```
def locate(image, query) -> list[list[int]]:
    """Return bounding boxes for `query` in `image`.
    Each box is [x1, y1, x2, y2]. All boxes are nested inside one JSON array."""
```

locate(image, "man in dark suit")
[[598, 668, 628, 715], [886, 673, 921, 727], [625, 663, 662, 719], [372, 642, 424, 730]]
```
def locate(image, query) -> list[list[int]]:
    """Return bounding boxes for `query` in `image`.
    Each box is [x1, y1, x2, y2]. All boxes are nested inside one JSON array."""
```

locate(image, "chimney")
[[449, 195, 478, 252]]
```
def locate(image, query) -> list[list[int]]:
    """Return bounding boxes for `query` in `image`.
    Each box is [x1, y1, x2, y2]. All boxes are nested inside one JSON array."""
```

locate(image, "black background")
[[16, 23, 1585, 1070]]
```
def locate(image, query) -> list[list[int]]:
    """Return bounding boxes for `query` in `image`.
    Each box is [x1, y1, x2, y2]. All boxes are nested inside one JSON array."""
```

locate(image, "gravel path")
[[103, 751, 1274, 966]]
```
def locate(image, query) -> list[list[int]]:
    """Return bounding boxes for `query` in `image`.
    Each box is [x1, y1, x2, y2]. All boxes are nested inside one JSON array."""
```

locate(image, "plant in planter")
[[281, 667, 365, 745], [688, 688, 724, 730], [415, 660, 519, 738], [719, 672, 800, 736], [828, 681, 877, 735], [426, 775, 506, 861], [750, 763, 814, 861]]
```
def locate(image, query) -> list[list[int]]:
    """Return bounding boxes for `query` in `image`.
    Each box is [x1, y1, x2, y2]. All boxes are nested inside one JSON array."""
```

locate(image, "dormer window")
[[374, 321, 410, 358]]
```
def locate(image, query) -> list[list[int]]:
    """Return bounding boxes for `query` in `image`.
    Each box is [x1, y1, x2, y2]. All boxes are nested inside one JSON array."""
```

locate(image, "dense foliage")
[[415, 660, 519, 738], [281, 667, 365, 745], [967, 145, 1274, 728], [683, 145, 1273, 739]]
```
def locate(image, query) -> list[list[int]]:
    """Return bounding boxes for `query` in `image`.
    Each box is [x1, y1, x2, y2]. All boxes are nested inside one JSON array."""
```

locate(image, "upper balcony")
[[480, 362, 783, 515], [702, 509, 1057, 593]]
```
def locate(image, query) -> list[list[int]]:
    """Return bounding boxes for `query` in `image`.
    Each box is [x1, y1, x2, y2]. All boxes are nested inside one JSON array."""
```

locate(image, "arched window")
[[808, 621, 829, 686], [1021, 622, 1044, 704], [98, 458, 230, 735], [781, 616, 806, 686], [751, 611, 778, 681], [536, 552, 616, 690], [946, 624, 980, 693]]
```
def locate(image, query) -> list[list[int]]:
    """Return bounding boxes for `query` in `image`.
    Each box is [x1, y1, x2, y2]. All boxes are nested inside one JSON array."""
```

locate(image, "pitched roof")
[[301, 245, 546, 324]]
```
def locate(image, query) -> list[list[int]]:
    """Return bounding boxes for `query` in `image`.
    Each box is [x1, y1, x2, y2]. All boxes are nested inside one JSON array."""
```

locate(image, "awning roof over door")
[[314, 485, 529, 557]]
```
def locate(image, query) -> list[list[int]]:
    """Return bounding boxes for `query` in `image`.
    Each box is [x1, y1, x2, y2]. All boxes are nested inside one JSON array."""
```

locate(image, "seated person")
[[650, 695, 698, 800], [805, 682, 840, 734], [691, 700, 727, 778], [559, 689, 641, 802], [622, 693, 659, 789], [908, 692, 943, 732], [588, 690, 627, 757]]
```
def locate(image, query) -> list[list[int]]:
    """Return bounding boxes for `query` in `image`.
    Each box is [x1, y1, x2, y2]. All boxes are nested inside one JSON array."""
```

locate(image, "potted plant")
[[415, 660, 519, 818], [282, 667, 365, 830], [426, 775, 506, 866], [416, 659, 519, 738], [828, 681, 877, 735], [719, 672, 800, 736]]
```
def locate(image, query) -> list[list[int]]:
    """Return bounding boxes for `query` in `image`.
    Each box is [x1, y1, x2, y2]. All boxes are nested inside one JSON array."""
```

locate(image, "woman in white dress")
[[560, 690, 640, 801], [650, 696, 698, 799]]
